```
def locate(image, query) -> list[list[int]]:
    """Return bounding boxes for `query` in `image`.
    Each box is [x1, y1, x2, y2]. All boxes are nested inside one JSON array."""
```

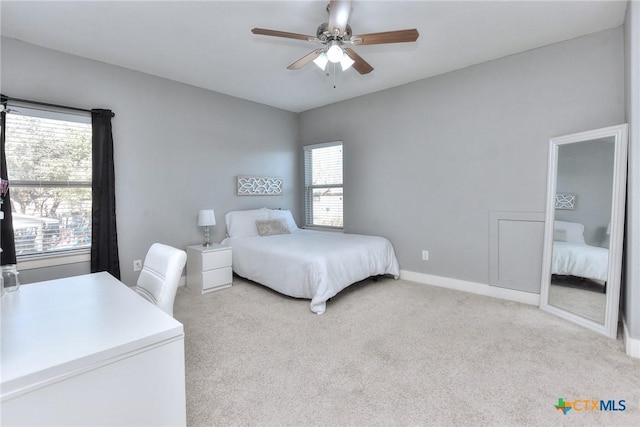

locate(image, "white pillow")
[[553, 229, 567, 242], [225, 208, 268, 238], [267, 209, 299, 231], [554, 220, 585, 244]]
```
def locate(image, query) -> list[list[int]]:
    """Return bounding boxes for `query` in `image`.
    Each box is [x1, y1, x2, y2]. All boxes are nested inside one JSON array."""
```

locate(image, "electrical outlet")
[[421, 250, 429, 261], [133, 259, 142, 272]]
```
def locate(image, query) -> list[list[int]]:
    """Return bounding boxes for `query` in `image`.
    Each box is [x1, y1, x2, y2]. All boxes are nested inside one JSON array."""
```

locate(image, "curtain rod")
[[1, 94, 115, 118]]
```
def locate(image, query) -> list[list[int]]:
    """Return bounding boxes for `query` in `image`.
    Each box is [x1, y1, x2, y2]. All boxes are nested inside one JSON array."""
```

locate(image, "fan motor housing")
[[316, 23, 352, 43]]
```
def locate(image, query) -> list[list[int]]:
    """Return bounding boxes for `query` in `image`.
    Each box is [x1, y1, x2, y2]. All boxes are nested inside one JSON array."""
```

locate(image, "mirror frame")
[[540, 124, 628, 338]]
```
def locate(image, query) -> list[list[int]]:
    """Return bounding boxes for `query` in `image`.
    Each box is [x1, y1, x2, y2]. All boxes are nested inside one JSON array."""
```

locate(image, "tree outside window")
[[4, 108, 92, 256]]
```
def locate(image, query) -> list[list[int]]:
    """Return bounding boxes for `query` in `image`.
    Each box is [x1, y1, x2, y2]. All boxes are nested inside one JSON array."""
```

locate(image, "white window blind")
[[4, 105, 92, 257], [304, 141, 343, 228]]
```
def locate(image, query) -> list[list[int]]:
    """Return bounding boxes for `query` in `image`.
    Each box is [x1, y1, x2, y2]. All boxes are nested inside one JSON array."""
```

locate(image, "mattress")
[[222, 229, 400, 314]]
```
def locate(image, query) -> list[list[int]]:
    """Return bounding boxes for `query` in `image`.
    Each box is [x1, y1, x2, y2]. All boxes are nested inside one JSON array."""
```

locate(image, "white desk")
[[0, 272, 186, 426]]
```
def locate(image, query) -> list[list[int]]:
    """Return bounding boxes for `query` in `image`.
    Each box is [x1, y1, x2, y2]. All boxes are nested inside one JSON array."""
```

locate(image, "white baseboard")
[[399, 270, 540, 306], [622, 316, 640, 358]]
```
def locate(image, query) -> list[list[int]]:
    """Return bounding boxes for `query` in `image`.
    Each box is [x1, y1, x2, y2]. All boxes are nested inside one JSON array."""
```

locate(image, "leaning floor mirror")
[[540, 124, 628, 338]]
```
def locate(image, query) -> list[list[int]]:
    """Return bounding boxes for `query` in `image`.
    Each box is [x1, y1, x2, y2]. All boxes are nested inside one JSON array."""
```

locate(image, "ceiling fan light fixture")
[[340, 52, 355, 71], [326, 42, 343, 63], [252, 1, 419, 76], [313, 52, 329, 70]]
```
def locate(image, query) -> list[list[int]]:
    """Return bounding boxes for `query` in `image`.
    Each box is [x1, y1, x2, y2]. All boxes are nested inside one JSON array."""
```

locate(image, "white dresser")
[[186, 243, 233, 293], [0, 272, 186, 426]]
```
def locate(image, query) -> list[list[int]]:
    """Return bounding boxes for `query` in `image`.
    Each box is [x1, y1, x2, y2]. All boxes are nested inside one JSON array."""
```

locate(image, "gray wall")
[[555, 139, 615, 247], [624, 0, 640, 340], [1, 37, 300, 287], [299, 28, 624, 286]]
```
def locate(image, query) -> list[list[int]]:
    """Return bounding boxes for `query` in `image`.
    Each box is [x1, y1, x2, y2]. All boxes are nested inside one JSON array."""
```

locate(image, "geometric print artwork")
[[237, 176, 283, 196], [555, 193, 576, 210]]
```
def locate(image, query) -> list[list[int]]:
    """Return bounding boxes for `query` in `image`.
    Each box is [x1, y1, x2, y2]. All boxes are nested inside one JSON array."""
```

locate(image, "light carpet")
[[549, 283, 606, 324], [174, 276, 640, 426]]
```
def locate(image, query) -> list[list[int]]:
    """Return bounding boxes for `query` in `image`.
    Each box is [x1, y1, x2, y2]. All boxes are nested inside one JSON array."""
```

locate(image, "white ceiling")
[[0, 1, 628, 113]]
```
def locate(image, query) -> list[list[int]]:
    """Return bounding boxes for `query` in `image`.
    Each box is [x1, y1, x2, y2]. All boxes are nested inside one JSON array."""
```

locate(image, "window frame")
[[4, 103, 93, 268], [303, 141, 344, 230]]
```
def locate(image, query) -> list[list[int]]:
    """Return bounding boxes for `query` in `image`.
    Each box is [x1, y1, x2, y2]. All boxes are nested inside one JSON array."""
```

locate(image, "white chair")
[[133, 243, 187, 317]]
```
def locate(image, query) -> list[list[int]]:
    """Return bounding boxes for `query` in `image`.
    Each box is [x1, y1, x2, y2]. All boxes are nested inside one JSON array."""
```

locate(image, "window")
[[4, 106, 92, 257], [304, 141, 343, 228]]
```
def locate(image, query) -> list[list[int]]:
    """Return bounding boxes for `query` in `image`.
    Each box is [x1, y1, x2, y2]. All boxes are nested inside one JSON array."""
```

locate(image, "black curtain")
[[0, 96, 17, 265], [91, 109, 120, 279]]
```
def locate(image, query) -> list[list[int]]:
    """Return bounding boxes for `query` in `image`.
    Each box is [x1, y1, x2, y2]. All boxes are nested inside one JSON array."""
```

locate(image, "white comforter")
[[222, 229, 400, 314], [552, 241, 609, 282]]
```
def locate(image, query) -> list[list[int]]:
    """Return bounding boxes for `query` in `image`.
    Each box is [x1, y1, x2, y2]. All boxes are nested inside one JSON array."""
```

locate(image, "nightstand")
[[186, 243, 233, 294]]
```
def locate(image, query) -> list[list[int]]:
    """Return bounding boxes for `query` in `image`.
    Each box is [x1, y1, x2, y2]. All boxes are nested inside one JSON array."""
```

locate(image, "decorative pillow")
[[554, 220, 585, 244], [225, 208, 268, 238], [553, 229, 567, 242], [255, 219, 291, 236], [267, 209, 299, 231]]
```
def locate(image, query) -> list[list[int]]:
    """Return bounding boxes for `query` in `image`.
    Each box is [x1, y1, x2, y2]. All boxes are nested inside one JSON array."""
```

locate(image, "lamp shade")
[[326, 42, 343, 63], [197, 209, 216, 226], [340, 52, 355, 71], [313, 52, 329, 70]]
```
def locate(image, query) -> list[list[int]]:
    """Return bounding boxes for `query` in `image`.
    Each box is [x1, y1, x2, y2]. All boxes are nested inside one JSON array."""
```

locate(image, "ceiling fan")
[[251, 0, 419, 75]]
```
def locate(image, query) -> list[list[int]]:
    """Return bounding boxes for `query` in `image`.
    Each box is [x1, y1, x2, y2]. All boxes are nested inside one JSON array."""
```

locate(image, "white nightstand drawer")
[[202, 267, 233, 291], [202, 250, 232, 271]]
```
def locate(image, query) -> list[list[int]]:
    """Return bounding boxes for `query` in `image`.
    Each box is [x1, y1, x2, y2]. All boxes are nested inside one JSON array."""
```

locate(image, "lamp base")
[[203, 226, 211, 247]]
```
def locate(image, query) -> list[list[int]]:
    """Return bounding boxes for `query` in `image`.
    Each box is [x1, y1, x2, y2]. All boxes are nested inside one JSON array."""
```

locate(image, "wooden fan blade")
[[353, 29, 419, 45], [287, 49, 323, 70], [328, 0, 352, 34], [251, 28, 314, 42], [343, 48, 373, 75]]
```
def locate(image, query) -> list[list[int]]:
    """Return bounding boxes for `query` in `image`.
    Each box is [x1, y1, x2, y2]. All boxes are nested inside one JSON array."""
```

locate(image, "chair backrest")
[[134, 243, 187, 317]]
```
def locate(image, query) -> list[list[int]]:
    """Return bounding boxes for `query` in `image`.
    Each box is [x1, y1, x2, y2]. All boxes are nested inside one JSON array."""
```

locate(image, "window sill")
[[303, 226, 344, 233], [17, 251, 90, 271]]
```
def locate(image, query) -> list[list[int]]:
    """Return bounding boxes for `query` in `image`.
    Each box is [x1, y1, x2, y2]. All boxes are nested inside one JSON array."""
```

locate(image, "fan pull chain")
[[333, 62, 337, 89]]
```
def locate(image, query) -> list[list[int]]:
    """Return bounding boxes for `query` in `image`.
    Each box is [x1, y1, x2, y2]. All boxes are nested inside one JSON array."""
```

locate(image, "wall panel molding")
[[489, 211, 545, 293]]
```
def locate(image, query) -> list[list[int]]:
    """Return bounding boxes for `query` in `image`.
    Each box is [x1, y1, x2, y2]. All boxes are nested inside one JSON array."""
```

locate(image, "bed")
[[221, 208, 400, 314], [551, 220, 609, 283]]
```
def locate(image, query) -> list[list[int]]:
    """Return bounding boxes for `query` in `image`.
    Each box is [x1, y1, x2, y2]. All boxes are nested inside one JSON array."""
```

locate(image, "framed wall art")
[[554, 193, 576, 210], [236, 176, 283, 196]]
